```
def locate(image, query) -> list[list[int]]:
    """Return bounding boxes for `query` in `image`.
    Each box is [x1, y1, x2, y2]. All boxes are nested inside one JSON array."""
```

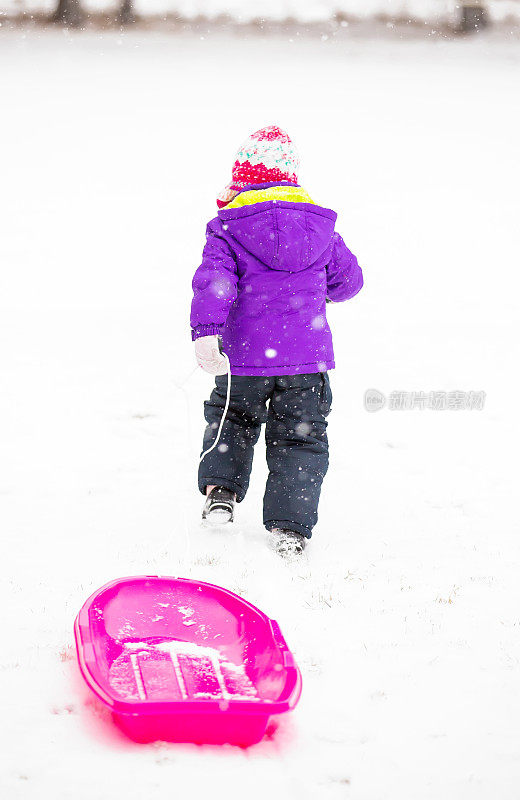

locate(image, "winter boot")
[[202, 486, 235, 524], [269, 528, 307, 557]]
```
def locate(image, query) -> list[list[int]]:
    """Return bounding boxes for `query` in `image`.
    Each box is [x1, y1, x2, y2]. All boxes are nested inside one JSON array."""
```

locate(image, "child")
[[190, 125, 363, 556]]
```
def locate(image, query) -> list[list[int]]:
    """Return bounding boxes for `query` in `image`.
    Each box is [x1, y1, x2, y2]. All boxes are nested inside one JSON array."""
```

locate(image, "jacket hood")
[[218, 201, 337, 272]]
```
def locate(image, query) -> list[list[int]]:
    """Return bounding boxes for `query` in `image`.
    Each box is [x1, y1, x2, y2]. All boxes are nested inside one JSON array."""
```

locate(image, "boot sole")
[[202, 508, 234, 525]]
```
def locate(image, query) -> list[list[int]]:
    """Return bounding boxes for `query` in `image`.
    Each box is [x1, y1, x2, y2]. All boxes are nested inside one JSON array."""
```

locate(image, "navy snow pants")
[[198, 373, 332, 539]]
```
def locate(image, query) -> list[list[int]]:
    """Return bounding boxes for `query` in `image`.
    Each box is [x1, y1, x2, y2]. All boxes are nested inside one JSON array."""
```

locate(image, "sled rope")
[[199, 353, 231, 463], [171, 352, 231, 567]]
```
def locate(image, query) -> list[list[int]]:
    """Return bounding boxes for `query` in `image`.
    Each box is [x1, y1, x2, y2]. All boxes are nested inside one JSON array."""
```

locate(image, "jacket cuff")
[[191, 324, 224, 341]]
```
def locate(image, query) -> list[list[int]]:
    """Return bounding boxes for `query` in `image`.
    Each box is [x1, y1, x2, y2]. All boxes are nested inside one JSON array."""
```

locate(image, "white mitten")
[[194, 335, 228, 376]]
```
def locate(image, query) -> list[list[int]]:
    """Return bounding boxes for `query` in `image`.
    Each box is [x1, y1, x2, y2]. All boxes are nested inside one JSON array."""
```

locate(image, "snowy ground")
[[1, 26, 520, 800]]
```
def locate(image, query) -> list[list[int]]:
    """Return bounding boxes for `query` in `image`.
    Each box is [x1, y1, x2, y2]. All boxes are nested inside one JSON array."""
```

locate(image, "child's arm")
[[326, 232, 363, 302], [190, 221, 238, 341]]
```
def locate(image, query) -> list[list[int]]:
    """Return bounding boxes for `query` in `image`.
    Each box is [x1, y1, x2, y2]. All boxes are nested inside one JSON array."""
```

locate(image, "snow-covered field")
[[1, 26, 520, 800]]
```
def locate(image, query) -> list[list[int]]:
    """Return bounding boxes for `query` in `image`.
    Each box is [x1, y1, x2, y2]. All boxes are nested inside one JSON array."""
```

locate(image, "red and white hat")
[[217, 125, 300, 208]]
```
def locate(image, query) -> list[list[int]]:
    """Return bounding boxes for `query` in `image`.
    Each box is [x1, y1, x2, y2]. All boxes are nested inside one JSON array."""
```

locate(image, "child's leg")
[[263, 373, 332, 539], [198, 375, 274, 503]]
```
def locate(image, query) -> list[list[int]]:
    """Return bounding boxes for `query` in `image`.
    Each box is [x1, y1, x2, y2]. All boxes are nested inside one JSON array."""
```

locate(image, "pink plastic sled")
[[74, 576, 302, 746]]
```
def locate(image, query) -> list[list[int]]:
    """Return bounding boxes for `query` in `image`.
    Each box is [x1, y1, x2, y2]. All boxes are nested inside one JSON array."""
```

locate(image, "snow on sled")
[[74, 576, 302, 746]]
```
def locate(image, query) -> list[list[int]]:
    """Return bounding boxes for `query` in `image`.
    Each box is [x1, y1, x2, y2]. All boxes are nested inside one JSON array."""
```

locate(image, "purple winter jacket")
[[190, 183, 363, 376]]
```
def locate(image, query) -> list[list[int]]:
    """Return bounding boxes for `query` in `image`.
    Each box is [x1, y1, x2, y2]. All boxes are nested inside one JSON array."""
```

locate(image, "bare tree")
[[52, 0, 85, 27], [460, 1, 488, 33], [116, 0, 136, 25]]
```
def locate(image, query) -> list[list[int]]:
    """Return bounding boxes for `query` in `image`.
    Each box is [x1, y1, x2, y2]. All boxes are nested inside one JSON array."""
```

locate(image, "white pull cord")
[[199, 353, 231, 463], [170, 352, 231, 566]]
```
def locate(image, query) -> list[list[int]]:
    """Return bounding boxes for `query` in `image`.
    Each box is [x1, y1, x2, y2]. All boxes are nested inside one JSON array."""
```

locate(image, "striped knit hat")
[[217, 125, 300, 209]]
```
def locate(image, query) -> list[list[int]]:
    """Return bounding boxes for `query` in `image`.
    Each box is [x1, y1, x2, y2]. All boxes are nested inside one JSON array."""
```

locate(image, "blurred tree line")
[[53, 0, 136, 26], [50, 0, 489, 32]]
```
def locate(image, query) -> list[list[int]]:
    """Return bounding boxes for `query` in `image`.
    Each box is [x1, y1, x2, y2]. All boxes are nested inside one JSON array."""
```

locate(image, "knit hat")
[[217, 125, 300, 209]]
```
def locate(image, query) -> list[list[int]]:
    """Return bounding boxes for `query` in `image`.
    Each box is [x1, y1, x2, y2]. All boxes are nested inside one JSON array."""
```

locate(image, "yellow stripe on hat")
[[224, 185, 315, 209]]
